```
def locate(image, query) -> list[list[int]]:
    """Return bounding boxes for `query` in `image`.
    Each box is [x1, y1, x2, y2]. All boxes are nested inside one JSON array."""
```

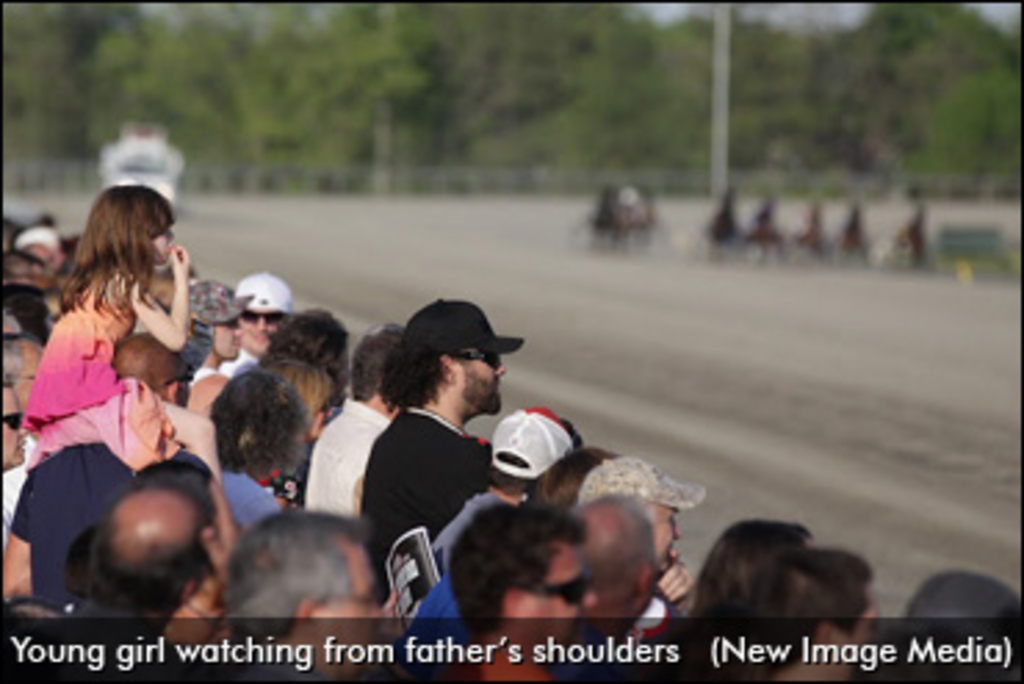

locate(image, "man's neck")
[[489, 486, 523, 506], [364, 394, 397, 420], [420, 399, 466, 431]]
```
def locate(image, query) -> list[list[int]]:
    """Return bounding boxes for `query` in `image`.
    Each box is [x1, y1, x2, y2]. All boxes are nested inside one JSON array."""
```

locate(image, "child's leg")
[[27, 379, 174, 473]]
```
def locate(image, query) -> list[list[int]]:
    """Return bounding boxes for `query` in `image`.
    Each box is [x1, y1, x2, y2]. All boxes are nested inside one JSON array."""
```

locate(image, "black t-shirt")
[[361, 410, 490, 591]]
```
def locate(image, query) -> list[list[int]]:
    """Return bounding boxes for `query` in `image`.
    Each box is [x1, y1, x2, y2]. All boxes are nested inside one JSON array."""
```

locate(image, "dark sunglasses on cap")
[[518, 571, 590, 605], [2, 412, 23, 430], [453, 349, 502, 370], [240, 310, 286, 325]]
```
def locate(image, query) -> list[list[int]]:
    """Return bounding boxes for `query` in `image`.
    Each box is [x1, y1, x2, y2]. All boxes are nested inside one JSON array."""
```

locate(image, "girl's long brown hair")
[[61, 185, 175, 316]]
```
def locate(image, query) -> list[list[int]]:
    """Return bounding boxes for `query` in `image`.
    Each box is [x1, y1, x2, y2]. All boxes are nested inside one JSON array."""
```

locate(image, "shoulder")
[[188, 374, 229, 414], [380, 413, 488, 455], [169, 450, 212, 477], [221, 472, 279, 525]]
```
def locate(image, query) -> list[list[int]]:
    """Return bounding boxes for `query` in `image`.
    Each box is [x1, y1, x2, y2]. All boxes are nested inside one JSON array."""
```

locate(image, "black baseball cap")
[[403, 299, 524, 355]]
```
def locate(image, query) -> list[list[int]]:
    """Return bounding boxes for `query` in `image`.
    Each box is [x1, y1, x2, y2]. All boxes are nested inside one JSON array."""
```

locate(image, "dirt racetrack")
[[22, 192, 1022, 614]]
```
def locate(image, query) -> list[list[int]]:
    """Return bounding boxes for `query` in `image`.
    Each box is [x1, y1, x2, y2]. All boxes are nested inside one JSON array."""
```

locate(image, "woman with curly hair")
[[210, 369, 307, 526]]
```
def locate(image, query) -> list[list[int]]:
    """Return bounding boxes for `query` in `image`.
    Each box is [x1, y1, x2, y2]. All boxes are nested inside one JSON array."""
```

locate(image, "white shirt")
[[3, 436, 33, 552], [305, 400, 391, 516], [217, 348, 258, 379]]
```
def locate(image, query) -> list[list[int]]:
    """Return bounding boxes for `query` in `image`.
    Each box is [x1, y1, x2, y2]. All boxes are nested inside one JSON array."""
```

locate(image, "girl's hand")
[[169, 244, 191, 282]]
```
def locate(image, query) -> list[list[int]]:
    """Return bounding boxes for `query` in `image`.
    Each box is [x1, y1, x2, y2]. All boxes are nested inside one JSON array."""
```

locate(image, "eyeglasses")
[[518, 571, 590, 605], [2, 412, 23, 430], [240, 311, 286, 325], [3, 331, 41, 345], [453, 349, 502, 370]]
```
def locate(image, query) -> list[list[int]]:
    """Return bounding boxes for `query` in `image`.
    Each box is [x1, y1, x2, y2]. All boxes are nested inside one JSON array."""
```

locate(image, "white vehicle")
[[99, 124, 185, 207]]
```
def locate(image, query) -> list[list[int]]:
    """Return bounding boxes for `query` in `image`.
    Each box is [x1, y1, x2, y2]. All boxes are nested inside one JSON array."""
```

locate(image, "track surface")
[[24, 192, 1022, 614]]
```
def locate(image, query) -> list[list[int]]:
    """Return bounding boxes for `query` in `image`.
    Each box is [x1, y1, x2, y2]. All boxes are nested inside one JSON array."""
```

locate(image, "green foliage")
[[3, 3, 1021, 175], [838, 3, 1020, 172], [909, 70, 1021, 174]]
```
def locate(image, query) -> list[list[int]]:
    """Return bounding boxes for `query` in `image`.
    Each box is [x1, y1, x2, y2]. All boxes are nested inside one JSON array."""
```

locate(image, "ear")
[[440, 355, 460, 387], [812, 619, 842, 646], [294, 598, 319, 620], [306, 411, 325, 442], [179, 577, 200, 604], [635, 563, 656, 605], [501, 588, 530, 619]]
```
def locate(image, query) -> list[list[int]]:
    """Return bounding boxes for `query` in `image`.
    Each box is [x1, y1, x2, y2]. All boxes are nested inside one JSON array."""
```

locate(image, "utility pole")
[[711, 3, 731, 200]]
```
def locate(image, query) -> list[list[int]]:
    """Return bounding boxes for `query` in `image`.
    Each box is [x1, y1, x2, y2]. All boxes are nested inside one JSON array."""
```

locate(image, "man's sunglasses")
[[518, 571, 590, 605], [2, 412, 23, 430], [453, 349, 502, 370], [240, 311, 286, 325]]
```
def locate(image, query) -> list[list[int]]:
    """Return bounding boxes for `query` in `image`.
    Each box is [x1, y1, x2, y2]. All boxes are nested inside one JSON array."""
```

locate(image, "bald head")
[[579, 497, 655, 584], [114, 333, 185, 402], [90, 485, 212, 617], [576, 496, 657, 627], [109, 489, 199, 566]]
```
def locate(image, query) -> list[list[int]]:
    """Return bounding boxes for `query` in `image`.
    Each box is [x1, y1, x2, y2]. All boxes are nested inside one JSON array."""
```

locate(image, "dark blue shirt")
[[11, 444, 208, 607]]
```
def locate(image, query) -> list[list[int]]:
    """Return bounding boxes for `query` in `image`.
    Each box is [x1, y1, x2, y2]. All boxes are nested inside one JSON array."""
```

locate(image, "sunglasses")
[[2, 412, 23, 430], [240, 311, 286, 325], [3, 331, 40, 344], [518, 571, 590, 605], [453, 349, 502, 370]]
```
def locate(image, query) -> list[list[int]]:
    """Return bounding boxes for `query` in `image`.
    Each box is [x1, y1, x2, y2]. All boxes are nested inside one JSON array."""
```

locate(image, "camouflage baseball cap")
[[578, 456, 706, 510], [189, 280, 253, 325]]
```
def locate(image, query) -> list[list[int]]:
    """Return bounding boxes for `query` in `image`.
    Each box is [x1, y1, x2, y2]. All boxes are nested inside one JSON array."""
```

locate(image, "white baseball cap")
[[491, 407, 573, 479], [13, 226, 61, 252], [235, 272, 293, 314]]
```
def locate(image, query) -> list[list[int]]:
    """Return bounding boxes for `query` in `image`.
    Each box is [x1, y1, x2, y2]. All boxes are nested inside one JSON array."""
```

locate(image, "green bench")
[[934, 227, 1011, 272]]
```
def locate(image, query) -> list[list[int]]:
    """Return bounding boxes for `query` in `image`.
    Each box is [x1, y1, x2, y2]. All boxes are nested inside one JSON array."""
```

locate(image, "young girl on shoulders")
[[23, 185, 218, 477]]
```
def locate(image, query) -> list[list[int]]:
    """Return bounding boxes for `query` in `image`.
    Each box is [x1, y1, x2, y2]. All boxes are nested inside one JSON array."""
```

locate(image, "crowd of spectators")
[[2, 189, 1019, 681]]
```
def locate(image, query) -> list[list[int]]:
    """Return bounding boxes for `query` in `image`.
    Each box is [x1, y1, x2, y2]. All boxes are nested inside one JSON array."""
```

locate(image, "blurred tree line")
[[3, 3, 1020, 176]]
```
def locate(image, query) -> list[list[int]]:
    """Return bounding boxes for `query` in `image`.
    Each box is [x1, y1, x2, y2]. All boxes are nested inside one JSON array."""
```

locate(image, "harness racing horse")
[[708, 188, 740, 254], [895, 203, 927, 268], [793, 201, 827, 260], [836, 202, 869, 263], [590, 185, 657, 250], [743, 197, 786, 261]]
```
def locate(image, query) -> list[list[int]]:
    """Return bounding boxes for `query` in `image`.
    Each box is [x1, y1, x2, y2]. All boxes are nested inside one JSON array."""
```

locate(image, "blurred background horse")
[[590, 185, 658, 250]]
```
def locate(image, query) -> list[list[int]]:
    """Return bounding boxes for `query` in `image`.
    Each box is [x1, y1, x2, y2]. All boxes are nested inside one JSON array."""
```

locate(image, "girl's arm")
[[131, 245, 191, 351], [164, 402, 222, 482]]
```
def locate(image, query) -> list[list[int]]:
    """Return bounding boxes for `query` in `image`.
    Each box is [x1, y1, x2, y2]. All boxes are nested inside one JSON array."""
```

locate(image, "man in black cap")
[[360, 299, 523, 593]]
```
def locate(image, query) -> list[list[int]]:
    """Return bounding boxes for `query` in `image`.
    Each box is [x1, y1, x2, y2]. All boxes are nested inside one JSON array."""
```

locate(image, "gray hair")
[[226, 511, 368, 639], [3, 333, 42, 387], [576, 496, 656, 589]]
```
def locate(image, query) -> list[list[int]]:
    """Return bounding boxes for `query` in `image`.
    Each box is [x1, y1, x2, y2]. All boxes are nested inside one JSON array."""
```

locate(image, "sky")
[[639, 3, 1022, 29]]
